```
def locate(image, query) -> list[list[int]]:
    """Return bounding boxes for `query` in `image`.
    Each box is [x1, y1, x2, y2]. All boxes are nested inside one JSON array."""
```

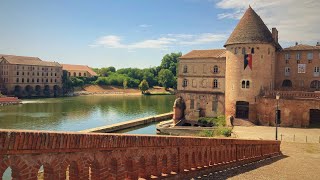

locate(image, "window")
[[17, 72, 19, 75], [22, 72, 24, 75], [27, 72, 29, 75], [32, 79, 34, 83], [314, 67, 320, 77], [50, 79, 53, 83], [190, 99, 194, 109], [55, 79, 57, 83], [234, 47, 238, 54], [307, 52, 313, 60], [183, 79, 188, 87], [37, 79, 39, 83], [213, 65, 218, 74], [84, 73, 87, 77], [296, 52, 301, 60], [285, 53, 290, 60], [46, 79, 48, 83], [27, 78, 29, 83], [22, 78, 24, 83], [212, 98, 218, 112], [242, 47, 246, 55], [246, 81, 250, 88], [16, 78, 19, 83], [242, 80, 250, 88], [213, 79, 218, 88], [242, 80, 246, 88], [268, 48, 270, 55], [73, 72, 76, 76], [37, 72, 39, 76], [251, 48, 254, 54], [79, 72, 82, 76], [285, 67, 290, 76], [32, 72, 34, 76], [183, 65, 188, 73]]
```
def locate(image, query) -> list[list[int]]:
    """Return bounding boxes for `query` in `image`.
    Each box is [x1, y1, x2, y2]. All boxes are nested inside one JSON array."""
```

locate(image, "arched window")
[[213, 79, 218, 88], [37, 79, 39, 83], [251, 48, 254, 54], [84, 73, 87, 77], [213, 65, 219, 74], [246, 81, 250, 88], [183, 79, 188, 87], [282, 79, 292, 87], [73, 72, 76, 76], [16, 78, 19, 83], [234, 47, 238, 54], [27, 78, 29, 83], [22, 78, 24, 83], [310, 80, 320, 89], [79, 72, 82, 76], [183, 65, 188, 73], [242, 80, 246, 88], [242, 47, 246, 55]]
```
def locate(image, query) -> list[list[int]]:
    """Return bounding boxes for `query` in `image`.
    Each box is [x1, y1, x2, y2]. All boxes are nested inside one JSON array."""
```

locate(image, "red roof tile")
[[180, 49, 226, 59], [62, 64, 97, 76]]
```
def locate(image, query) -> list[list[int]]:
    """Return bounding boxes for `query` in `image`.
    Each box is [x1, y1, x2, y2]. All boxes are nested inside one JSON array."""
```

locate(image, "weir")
[[0, 129, 280, 180]]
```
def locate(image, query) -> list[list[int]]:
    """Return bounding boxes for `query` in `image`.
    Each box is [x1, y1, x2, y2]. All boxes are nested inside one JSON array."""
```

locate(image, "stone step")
[[233, 118, 255, 126]]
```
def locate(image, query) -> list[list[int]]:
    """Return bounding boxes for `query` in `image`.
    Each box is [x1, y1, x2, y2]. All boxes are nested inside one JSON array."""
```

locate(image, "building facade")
[[0, 55, 63, 97], [176, 6, 320, 127], [62, 64, 97, 78]]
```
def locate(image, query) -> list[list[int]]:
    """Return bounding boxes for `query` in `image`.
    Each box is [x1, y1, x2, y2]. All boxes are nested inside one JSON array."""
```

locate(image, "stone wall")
[[0, 129, 280, 180], [256, 97, 320, 127]]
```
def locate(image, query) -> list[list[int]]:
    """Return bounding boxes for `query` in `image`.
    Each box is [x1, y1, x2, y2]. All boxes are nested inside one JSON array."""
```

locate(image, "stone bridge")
[[0, 129, 280, 180]]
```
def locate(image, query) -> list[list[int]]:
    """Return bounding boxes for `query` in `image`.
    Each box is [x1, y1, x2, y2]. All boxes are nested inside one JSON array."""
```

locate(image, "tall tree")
[[160, 52, 182, 76], [158, 69, 175, 90], [139, 80, 149, 94]]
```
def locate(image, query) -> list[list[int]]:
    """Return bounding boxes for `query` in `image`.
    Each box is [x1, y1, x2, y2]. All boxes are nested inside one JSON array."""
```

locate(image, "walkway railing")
[[0, 129, 280, 180]]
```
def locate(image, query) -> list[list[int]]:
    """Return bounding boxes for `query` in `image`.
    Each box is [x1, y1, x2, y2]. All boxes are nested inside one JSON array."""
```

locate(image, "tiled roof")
[[62, 64, 97, 76], [283, 44, 320, 51], [0, 54, 61, 67], [224, 7, 281, 50], [180, 49, 226, 59]]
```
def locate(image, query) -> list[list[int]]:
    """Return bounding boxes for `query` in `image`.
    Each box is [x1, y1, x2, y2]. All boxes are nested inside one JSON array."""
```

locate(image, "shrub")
[[199, 130, 214, 137]]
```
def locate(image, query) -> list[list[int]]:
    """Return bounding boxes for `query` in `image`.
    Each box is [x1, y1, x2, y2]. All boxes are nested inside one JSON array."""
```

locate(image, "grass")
[[198, 115, 226, 127], [198, 116, 232, 137]]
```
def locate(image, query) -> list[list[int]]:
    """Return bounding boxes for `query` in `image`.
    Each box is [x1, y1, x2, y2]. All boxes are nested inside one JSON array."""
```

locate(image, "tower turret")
[[224, 7, 281, 123]]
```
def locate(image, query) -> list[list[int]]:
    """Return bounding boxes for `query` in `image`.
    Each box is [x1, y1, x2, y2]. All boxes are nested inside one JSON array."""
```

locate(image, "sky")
[[0, 0, 319, 69]]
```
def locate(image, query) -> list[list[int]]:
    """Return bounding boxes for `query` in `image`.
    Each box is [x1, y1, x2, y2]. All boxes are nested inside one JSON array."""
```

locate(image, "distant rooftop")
[[0, 54, 61, 67], [62, 64, 97, 76], [180, 49, 226, 59], [282, 44, 320, 51]]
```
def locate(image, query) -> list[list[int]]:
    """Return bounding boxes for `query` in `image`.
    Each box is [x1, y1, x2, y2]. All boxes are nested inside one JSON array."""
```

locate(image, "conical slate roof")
[[224, 7, 275, 47]]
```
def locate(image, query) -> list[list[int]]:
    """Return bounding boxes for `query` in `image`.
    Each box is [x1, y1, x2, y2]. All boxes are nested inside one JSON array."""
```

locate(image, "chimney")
[[272, 28, 278, 43], [295, 42, 298, 46], [317, 42, 320, 46]]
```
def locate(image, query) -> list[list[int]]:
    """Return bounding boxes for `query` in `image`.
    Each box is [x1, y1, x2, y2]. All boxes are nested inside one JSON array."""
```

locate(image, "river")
[[0, 95, 175, 133]]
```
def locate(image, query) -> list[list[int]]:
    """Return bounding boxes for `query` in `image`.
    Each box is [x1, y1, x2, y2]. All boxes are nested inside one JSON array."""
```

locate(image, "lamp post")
[[275, 92, 280, 140]]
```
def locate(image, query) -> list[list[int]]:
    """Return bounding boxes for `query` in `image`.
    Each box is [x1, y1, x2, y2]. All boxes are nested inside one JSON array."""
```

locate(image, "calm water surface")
[[0, 95, 175, 132]]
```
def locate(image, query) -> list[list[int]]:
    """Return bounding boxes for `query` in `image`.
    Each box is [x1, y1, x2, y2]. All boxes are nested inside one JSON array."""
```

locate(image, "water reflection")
[[0, 95, 175, 131]]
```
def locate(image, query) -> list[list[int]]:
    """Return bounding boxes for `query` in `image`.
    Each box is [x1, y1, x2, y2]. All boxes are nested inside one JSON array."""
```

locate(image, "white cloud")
[[90, 33, 227, 49], [139, 24, 152, 28], [215, 0, 320, 42]]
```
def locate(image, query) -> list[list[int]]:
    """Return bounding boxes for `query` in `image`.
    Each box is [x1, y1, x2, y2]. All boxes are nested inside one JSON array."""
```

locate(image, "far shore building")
[[174, 6, 320, 127], [0, 54, 63, 97], [62, 64, 97, 78]]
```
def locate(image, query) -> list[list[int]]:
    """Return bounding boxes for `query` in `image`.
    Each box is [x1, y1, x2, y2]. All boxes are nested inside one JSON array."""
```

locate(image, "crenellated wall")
[[0, 129, 280, 180]]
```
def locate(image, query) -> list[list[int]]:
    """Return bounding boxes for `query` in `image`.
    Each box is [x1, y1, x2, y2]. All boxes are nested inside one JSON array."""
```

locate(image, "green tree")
[[160, 52, 182, 76], [158, 69, 175, 90], [139, 80, 149, 94], [123, 79, 128, 89]]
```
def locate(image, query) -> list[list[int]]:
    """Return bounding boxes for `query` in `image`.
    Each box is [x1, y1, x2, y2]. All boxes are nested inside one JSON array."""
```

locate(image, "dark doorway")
[[236, 101, 249, 119], [310, 109, 320, 127]]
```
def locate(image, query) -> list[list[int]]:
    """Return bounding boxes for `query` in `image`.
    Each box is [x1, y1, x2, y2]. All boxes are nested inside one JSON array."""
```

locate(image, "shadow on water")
[[193, 155, 288, 180]]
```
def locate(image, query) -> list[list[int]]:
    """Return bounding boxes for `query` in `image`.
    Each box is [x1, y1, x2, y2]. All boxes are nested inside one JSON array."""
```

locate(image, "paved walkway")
[[232, 126, 320, 143], [192, 142, 320, 180]]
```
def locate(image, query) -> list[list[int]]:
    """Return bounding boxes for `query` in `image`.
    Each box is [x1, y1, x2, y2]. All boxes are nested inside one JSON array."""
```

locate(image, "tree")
[[160, 52, 182, 76], [123, 79, 128, 89], [158, 69, 175, 90], [139, 80, 149, 94]]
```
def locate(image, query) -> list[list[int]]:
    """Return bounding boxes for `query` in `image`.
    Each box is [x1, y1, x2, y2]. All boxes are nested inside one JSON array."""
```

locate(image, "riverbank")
[[74, 85, 174, 96], [0, 97, 22, 106], [80, 112, 173, 133]]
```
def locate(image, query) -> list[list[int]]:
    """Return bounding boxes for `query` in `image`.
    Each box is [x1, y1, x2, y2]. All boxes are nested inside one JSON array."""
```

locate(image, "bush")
[[199, 130, 214, 137], [198, 115, 226, 127], [198, 127, 232, 137]]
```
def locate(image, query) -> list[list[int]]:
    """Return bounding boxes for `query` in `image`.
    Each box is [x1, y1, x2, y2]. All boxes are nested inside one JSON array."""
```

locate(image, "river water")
[[0, 95, 175, 133]]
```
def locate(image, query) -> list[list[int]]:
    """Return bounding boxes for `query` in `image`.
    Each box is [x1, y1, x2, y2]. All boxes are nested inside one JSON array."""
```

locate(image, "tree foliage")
[[158, 69, 175, 89], [139, 80, 149, 94]]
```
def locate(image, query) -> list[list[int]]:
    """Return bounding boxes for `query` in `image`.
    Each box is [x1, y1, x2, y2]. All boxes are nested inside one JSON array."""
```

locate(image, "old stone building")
[[0, 54, 63, 97], [175, 6, 320, 127], [62, 64, 97, 78]]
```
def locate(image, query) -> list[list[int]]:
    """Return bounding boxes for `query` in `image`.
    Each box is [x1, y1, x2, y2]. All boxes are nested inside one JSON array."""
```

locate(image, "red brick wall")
[[0, 129, 280, 180]]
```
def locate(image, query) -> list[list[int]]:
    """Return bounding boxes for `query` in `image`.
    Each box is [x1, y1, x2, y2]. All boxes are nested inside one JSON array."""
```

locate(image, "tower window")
[[213, 65, 218, 74], [242, 80, 250, 88], [234, 47, 238, 54], [246, 81, 250, 88], [242, 47, 246, 55], [213, 79, 218, 88], [251, 48, 254, 54], [242, 80, 246, 88]]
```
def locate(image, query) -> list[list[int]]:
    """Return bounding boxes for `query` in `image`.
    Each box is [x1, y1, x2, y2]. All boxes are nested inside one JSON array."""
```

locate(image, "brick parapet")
[[0, 129, 281, 179]]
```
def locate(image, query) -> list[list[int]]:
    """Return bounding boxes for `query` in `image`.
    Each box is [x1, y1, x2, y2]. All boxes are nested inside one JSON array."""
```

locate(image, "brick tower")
[[224, 6, 281, 123]]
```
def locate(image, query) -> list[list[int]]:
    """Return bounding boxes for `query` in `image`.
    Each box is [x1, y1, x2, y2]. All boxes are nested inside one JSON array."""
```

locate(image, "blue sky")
[[0, 0, 319, 69]]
